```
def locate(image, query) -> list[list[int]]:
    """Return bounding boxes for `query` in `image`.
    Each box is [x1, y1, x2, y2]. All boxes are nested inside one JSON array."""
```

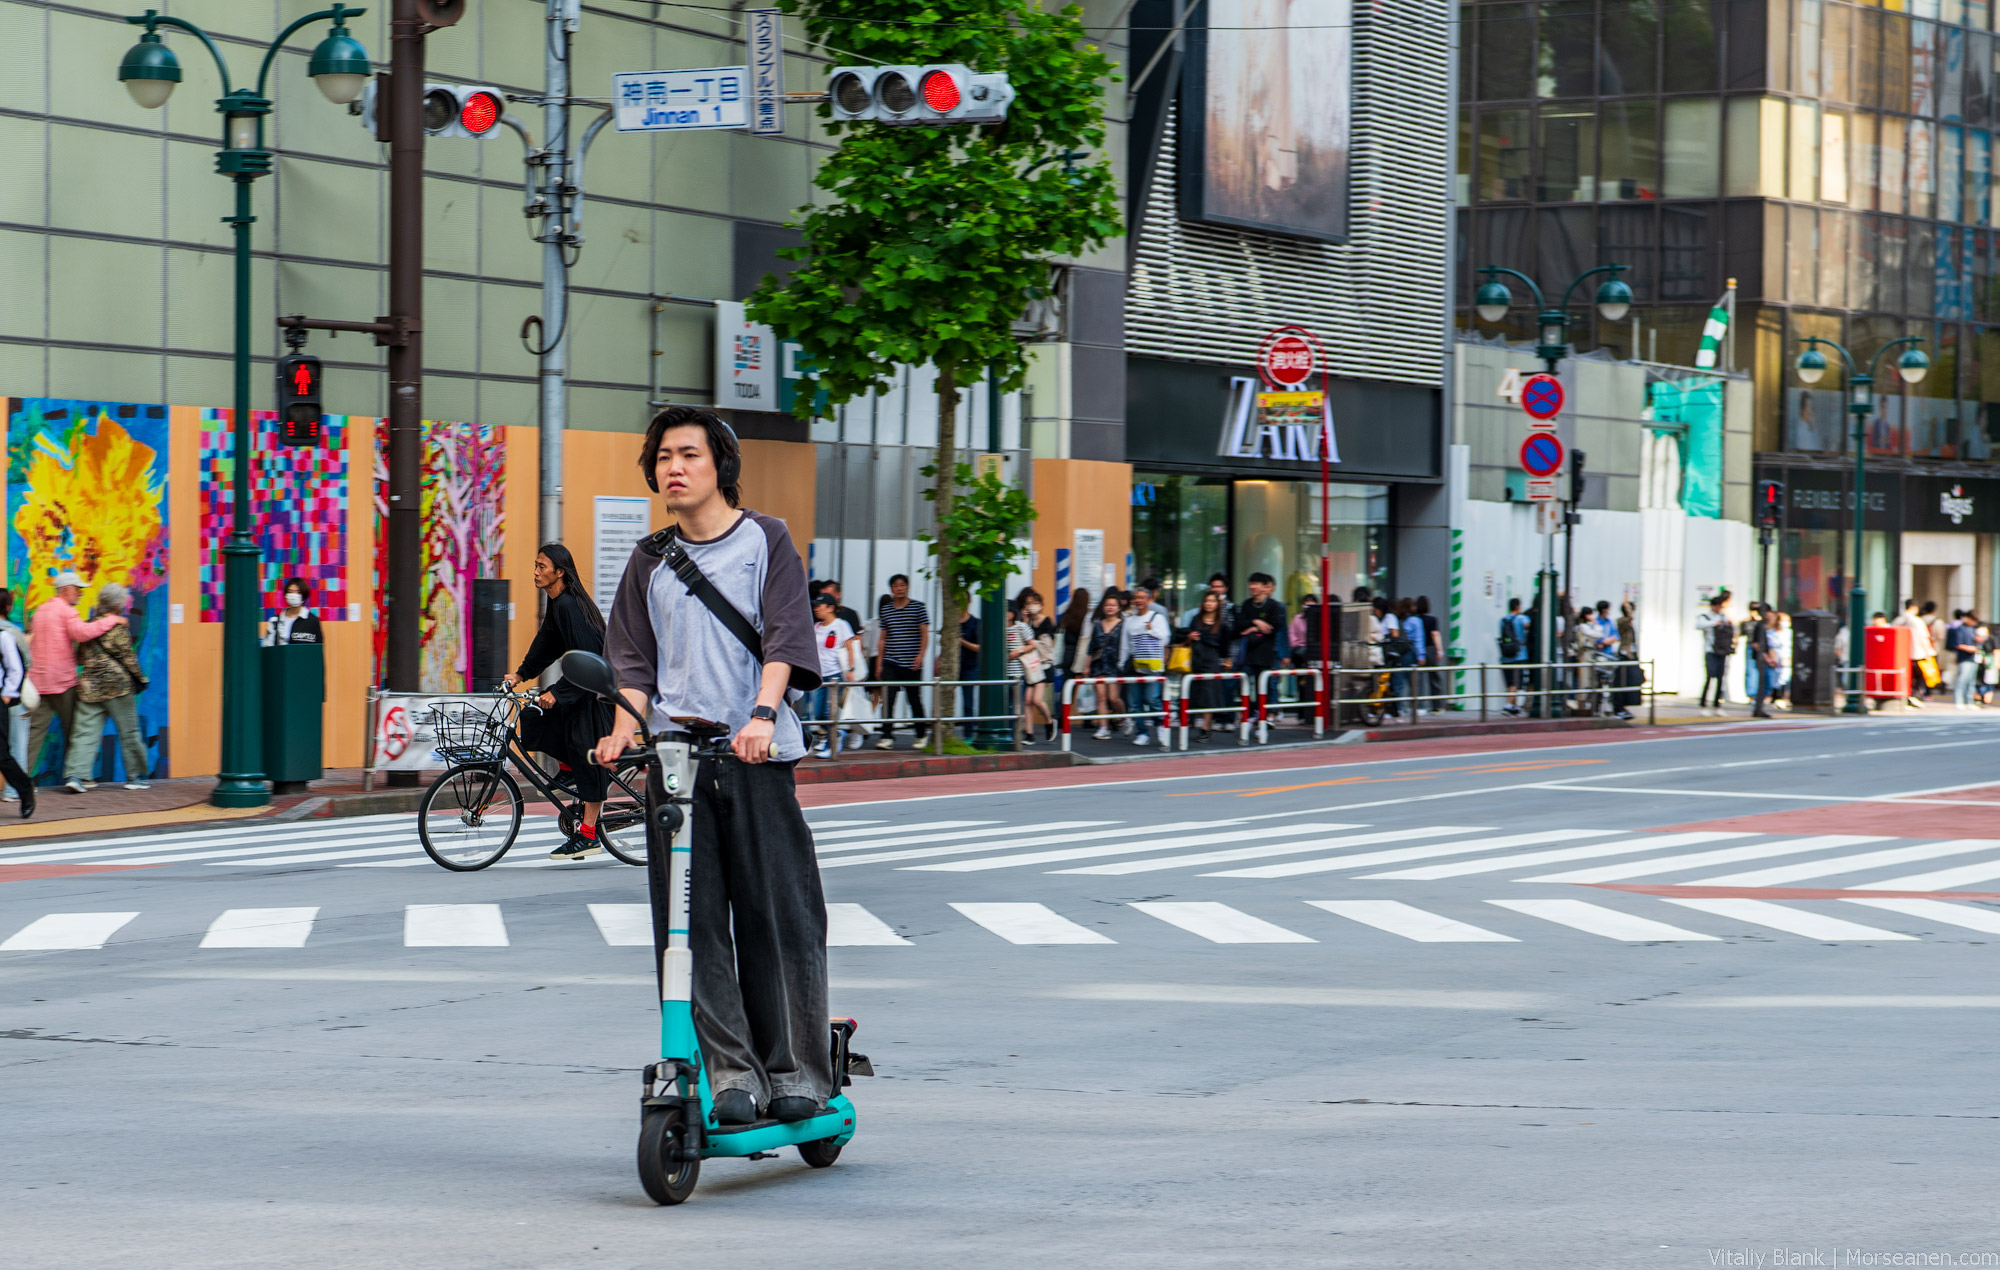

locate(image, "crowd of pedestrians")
[[1874, 599, 2000, 710], [788, 572, 1473, 755]]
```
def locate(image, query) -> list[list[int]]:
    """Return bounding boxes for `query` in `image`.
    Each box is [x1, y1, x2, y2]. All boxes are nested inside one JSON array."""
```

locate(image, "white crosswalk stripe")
[[815, 820, 1124, 858], [1129, 902, 1315, 943], [1486, 899, 1721, 942], [1, 912, 139, 950], [950, 903, 1114, 944], [1657, 898, 1917, 942], [1056, 826, 1495, 876], [588, 904, 653, 947], [906, 823, 1367, 872], [1848, 859, 2000, 891], [1363, 833, 1754, 881], [1841, 898, 2000, 934], [1200, 828, 1611, 880], [0, 816, 419, 864], [826, 903, 912, 946], [1308, 900, 1517, 942], [1200, 828, 1617, 880], [404, 904, 509, 947], [1519, 835, 1895, 884], [811, 820, 1001, 846], [821, 820, 1231, 869], [1689, 840, 2000, 887], [200, 908, 319, 948]]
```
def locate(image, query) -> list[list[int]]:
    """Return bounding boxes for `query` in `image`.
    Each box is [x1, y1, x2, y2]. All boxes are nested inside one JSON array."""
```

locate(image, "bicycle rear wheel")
[[418, 764, 524, 871]]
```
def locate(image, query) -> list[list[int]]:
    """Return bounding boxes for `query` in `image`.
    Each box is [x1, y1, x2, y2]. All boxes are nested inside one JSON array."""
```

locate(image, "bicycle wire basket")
[[426, 697, 515, 766]]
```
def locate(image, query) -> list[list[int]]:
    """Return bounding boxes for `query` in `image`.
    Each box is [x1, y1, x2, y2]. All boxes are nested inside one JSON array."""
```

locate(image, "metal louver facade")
[[1125, 0, 1452, 388]]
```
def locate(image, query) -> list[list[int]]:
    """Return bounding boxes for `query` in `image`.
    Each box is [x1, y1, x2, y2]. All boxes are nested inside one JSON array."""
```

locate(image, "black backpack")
[[1498, 615, 1523, 659]]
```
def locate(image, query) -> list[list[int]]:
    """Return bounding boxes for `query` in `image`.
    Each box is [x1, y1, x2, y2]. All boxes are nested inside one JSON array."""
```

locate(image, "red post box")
[[1863, 625, 1910, 699]]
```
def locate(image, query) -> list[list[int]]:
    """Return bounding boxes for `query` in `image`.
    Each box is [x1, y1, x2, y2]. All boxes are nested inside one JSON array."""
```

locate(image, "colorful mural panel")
[[373, 421, 506, 691], [4, 399, 172, 779], [198, 409, 356, 622]]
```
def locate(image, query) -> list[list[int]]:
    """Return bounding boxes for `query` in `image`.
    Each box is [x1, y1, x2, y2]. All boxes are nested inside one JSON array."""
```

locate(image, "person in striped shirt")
[[873, 574, 930, 748]]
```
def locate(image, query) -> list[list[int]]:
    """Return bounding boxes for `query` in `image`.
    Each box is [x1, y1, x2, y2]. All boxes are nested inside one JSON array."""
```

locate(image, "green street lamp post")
[[1471, 262, 1632, 715], [119, 8, 371, 807], [1793, 334, 1931, 714]]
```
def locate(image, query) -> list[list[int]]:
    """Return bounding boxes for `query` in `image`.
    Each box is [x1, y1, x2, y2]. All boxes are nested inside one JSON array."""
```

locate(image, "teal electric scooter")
[[559, 652, 869, 1206]]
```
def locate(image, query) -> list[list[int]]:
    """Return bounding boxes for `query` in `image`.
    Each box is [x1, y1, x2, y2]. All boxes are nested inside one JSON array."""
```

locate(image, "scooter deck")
[[699, 1094, 857, 1158]]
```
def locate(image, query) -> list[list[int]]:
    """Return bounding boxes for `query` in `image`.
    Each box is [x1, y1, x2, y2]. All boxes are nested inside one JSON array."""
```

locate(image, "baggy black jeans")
[[682, 756, 833, 1109]]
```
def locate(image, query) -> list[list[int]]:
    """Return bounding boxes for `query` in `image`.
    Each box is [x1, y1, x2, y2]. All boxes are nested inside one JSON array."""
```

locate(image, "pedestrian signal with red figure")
[[274, 353, 323, 447]]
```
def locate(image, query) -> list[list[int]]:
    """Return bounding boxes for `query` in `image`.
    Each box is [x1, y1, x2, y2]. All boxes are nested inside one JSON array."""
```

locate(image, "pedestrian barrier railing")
[[1255, 669, 1325, 744], [1174, 672, 1253, 750], [813, 675, 1032, 755], [1332, 658, 1658, 726], [1058, 674, 1173, 752]]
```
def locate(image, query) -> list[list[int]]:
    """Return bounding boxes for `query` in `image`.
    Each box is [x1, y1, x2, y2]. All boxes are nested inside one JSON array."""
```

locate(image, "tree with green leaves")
[[747, 0, 1120, 735]]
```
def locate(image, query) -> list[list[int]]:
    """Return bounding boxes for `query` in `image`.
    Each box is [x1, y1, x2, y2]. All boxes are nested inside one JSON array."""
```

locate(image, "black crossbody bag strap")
[[661, 528, 764, 661]]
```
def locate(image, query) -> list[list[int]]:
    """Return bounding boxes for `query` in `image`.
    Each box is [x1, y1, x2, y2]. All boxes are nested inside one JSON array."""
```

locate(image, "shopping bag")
[[1075, 683, 1098, 715], [1167, 645, 1193, 674], [837, 686, 878, 732], [1917, 656, 1942, 689]]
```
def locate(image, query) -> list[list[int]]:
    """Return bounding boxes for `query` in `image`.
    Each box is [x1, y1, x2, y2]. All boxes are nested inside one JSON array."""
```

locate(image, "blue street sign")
[[1520, 433, 1565, 477]]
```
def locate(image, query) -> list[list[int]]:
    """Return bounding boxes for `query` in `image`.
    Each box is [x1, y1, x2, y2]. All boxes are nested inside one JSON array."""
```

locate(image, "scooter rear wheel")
[[637, 1107, 700, 1205], [796, 1137, 842, 1169]]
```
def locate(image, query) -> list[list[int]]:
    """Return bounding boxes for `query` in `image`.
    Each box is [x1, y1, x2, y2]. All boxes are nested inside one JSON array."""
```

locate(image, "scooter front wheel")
[[637, 1106, 700, 1205]]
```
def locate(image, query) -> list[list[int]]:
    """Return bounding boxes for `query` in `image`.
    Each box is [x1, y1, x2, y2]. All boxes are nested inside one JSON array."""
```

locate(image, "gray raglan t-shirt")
[[604, 510, 822, 763]]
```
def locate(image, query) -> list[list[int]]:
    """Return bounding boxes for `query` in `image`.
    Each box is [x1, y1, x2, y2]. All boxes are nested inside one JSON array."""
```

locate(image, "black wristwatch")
[[749, 705, 778, 723]]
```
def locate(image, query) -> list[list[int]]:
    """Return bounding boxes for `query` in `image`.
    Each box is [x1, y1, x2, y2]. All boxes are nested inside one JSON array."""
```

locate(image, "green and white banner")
[[1693, 286, 1735, 369]]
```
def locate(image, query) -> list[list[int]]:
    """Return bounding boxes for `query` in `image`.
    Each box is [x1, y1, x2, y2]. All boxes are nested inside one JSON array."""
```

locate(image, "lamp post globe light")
[[1471, 262, 1632, 373], [117, 6, 371, 808], [1793, 334, 1928, 714]]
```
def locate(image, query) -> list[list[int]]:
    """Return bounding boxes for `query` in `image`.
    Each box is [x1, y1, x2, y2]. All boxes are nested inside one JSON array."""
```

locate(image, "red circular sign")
[[1520, 433, 1566, 476], [1520, 373, 1565, 420], [379, 704, 411, 760], [1257, 327, 1321, 389]]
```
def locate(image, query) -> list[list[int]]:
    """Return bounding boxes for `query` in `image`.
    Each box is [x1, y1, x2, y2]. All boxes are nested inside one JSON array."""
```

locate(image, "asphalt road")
[[6, 715, 2000, 1268]]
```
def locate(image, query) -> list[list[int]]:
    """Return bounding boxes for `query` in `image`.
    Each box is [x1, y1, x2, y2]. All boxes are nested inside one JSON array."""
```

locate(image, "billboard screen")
[[1180, 0, 1352, 243]]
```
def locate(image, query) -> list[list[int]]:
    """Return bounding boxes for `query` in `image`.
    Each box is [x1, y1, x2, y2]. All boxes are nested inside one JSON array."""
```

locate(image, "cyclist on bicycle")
[[594, 405, 831, 1128], [503, 542, 614, 861]]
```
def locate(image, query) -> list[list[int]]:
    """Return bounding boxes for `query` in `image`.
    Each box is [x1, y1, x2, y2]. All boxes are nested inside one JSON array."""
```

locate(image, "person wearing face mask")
[[1007, 587, 1057, 743], [261, 578, 323, 646]]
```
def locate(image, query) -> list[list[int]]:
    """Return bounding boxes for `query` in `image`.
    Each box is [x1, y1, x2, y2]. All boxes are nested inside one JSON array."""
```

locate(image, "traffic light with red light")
[[1757, 479, 1784, 528], [826, 65, 1013, 126], [358, 81, 506, 139], [275, 353, 324, 448]]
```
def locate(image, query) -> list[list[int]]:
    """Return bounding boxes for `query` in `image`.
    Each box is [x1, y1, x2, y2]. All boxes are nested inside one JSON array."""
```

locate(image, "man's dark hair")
[[1507, 597, 1522, 612], [1208, 572, 1228, 586], [1352, 585, 1371, 602], [888, 573, 910, 587], [1248, 572, 1275, 586], [825, 580, 842, 596], [640, 405, 741, 507]]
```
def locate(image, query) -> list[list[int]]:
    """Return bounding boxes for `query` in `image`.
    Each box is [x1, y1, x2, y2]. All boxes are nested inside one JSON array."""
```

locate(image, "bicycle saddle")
[[668, 716, 731, 739]]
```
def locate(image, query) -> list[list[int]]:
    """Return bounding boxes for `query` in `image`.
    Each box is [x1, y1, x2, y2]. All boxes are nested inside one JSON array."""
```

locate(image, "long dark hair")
[[1058, 589, 1092, 635], [538, 542, 604, 632]]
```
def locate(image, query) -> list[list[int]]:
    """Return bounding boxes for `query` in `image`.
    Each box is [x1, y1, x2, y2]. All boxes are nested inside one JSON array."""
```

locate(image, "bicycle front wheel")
[[418, 764, 524, 871]]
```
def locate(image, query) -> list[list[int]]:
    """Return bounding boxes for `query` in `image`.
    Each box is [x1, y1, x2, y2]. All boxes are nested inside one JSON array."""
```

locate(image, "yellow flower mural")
[[10, 408, 168, 615]]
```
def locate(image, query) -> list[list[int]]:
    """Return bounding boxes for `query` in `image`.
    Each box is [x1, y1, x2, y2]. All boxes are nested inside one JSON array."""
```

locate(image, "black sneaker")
[[549, 834, 603, 861], [768, 1095, 820, 1123], [714, 1088, 758, 1125]]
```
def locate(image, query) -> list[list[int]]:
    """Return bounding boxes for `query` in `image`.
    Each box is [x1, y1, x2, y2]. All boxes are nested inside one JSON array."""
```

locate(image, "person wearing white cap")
[[26, 570, 125, 789]]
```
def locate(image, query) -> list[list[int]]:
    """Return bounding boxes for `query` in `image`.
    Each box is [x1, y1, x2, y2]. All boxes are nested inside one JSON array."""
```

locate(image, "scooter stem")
[[655, 738, 700, 1072]]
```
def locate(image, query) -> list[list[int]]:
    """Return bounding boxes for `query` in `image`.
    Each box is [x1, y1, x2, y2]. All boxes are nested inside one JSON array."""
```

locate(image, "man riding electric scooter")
[[594, 405, 833, 1128]]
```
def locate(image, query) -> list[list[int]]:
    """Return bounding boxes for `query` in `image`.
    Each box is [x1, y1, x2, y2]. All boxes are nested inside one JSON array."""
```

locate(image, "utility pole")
[[536, 0, 578, 553], [384, 0, 425, 716]]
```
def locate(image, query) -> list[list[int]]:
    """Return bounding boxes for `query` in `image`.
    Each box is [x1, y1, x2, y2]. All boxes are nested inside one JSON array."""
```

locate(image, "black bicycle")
[[415, 685, 649, 871]]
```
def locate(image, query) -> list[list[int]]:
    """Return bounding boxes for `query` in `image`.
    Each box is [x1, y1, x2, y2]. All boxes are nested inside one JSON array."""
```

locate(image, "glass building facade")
[[1460, 0, 2000, 619]]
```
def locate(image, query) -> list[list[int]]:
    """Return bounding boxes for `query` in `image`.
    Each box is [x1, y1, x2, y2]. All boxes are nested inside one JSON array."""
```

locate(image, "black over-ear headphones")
[[645, 408, 741, 493]]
